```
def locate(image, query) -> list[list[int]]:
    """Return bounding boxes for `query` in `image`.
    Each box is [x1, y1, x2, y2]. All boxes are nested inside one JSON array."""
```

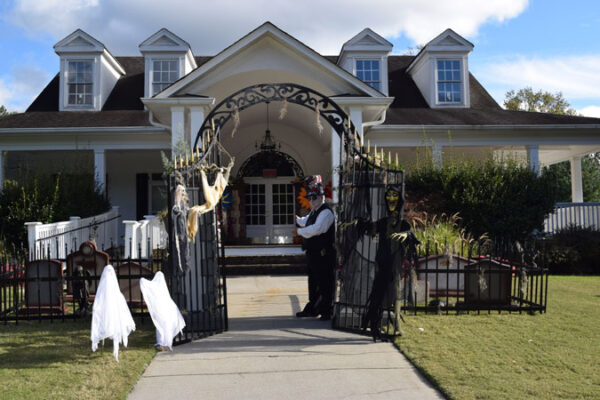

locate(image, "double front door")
[[244, 177, 296, 244]]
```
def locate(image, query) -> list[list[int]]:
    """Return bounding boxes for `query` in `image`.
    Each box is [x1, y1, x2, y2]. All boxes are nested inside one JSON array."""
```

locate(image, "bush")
[[411, 212, 488, 257], [542, 226, 600, 275], [0, 172, 110, 252], [406, 155, 561, 242]]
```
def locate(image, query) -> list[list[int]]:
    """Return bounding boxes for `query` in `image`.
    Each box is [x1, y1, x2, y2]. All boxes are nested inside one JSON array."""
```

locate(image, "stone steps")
[[223, 253, 306, 275]]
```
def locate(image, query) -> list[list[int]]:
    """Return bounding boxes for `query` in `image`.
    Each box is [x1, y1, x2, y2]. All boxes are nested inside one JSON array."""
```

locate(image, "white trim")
[[142, 97, 215, 106], [0, 126, 166, 134]]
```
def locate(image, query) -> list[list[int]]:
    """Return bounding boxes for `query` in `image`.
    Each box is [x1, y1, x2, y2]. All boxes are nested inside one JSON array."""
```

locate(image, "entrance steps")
[[222, 245, 306, 275]]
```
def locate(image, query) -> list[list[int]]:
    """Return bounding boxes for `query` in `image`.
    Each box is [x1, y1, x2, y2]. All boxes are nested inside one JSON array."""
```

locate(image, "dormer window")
[[436, 59, 462, 103], [67, 60, 93, 106], [356, 59, 380, 91], [152, 59, 179, 95]]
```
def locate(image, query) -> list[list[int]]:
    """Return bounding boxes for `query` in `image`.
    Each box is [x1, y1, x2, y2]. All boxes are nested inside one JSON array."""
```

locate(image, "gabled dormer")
[[337, 28, 393, 95], [54, 29, 125, 111], [406, 29, 474, 108], [139, 28, 197, 98]]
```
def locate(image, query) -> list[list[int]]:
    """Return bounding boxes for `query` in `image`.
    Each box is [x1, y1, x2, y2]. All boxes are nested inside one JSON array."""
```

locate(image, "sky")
[[1, 0, 599, 117]]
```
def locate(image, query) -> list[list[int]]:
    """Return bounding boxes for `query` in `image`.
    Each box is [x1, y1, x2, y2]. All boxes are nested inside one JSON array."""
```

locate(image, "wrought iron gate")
[[333, 151, 406, 340], [166, 145, 229, 345]]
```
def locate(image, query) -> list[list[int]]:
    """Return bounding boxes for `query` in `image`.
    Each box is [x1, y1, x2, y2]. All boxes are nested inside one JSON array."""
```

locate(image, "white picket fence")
[[26, 207, 169, 260], [26, 206, 120, 260], [544, 202, 600, 234], [123, 215, 168, 259]]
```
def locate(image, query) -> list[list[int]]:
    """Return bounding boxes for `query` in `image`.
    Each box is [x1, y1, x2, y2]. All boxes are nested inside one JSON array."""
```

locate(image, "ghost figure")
[[91, 265, 136, 362], [140, 271, 186, 350]]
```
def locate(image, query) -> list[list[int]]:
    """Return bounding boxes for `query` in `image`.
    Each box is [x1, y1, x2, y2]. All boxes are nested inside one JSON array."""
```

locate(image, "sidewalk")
[[128, 275, 445, 400]]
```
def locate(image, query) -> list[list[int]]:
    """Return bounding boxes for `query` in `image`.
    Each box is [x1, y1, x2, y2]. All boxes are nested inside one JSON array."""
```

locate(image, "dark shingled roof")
[[2, 54, 599, 130]]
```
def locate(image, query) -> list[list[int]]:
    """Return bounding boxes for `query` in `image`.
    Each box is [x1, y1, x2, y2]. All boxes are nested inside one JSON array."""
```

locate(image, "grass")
[[395, 276, 600, 400], [0, 318, 156, 400]]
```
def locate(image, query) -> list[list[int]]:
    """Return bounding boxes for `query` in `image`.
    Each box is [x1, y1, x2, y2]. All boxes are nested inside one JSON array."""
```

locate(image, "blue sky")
[[1, 0, 599, 116]]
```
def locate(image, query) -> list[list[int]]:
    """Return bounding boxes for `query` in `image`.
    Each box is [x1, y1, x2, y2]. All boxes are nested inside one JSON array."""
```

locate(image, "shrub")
[[0, 172, 110, 253], [542, 226, 600, 275], [410, 212, 488, 257], [406, 154, 561, 243]]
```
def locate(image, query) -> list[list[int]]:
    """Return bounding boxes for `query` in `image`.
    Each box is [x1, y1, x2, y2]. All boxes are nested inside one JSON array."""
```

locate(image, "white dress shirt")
[[296, 204, 335, 239]]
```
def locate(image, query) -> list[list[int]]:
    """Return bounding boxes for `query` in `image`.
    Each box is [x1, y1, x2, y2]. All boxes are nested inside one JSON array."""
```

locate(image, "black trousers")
[[306, 247, 336, 315]]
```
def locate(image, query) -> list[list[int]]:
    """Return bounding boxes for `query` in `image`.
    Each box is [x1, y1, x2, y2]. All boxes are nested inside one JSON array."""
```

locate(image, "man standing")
[[295, 175, 336, 321]]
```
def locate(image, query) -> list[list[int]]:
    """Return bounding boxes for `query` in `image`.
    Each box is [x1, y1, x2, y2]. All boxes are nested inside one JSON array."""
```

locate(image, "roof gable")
[[54, 29, 105, 54], [340, 28, 393, 53], [139, 28, 193, 53], [422, 28, 473, 52], [155, 22, 384, 98]]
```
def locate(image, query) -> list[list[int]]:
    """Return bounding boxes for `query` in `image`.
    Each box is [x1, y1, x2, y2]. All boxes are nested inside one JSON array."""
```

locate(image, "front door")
[[245, 177, 296, 244]]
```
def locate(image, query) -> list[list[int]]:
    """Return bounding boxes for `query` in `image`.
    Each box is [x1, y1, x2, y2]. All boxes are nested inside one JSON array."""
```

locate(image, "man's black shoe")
[[296, 310, 318, 317], [319, 314, 331, 321]]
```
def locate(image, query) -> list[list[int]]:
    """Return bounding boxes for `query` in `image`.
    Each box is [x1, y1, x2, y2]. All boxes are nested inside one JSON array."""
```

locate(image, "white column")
[[123, 220, 139, 259], [171, 106, 185, 157], [331, 126, 341, 205], [527, 145, 540, 176], [25, 222, 42, 260], [432, 145, 443, 169], [349, 106, 363, 145], [570, 156, 584, 202], [0, 151, 4, 191], [189, 106, 205, 151], [94, 149, 106, 196]]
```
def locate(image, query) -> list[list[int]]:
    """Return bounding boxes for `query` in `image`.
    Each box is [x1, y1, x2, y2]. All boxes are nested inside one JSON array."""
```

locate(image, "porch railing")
[[544, 202, 600, 234], [26, 207, 120, 260], [123, 215, 168, 259]]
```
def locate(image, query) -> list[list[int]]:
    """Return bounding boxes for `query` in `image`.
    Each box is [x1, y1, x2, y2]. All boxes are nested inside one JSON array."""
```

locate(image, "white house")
[[1, 22, 599, 246]]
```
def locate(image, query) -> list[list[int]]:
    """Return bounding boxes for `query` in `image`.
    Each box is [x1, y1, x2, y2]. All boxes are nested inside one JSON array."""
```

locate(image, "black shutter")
[[136, 173, 149, 220]]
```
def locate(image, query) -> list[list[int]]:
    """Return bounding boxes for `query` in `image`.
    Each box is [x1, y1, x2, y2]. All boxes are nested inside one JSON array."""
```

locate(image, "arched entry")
[[237, 150, 304, 244], [192, 83, 356, 150], [171, 82, 407, 343]]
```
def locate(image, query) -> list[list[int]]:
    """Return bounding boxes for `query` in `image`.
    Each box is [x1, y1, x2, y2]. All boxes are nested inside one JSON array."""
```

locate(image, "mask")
[[385, 187, 402, 213]]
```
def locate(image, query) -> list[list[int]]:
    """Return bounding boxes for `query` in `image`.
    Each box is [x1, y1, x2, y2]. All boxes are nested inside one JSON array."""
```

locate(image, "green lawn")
[[395, 276, 600, 400], [0, 318, 156, 400]]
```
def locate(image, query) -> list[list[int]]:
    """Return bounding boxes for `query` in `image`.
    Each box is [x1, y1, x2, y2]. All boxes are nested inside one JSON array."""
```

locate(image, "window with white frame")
[[152, 59, 179, 95], [67, 60, 93, 106], [437, 59, 462, 103], [356, 59, 380, 91]]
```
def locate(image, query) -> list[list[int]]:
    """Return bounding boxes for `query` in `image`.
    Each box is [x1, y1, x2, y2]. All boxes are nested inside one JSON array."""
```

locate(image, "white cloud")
[[0, 65, 51, 112], [6, 0, 529, 55], [579, 105, 600, 118], [479, 55, 600, 100]]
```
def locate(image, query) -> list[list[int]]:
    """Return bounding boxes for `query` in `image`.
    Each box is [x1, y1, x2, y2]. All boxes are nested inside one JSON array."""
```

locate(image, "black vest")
[[304, 203, 335, 253]]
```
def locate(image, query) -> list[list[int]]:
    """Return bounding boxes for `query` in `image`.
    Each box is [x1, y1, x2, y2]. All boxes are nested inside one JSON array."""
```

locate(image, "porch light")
[[256, 101, 281, 152]]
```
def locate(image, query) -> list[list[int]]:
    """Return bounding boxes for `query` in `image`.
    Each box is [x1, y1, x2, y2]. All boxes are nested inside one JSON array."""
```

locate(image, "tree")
[[0, 105, 10, 118], [504, 87, 577, 115], [504, 88, 600, 202]]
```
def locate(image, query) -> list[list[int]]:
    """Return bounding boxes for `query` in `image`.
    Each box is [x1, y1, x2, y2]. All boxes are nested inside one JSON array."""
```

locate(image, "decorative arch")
[[237, 150, 304, 178], [193, 83, 361, 155]]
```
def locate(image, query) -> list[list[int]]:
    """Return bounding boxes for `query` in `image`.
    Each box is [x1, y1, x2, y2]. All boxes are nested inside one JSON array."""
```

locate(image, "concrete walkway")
[[128, 275, 445, 400]]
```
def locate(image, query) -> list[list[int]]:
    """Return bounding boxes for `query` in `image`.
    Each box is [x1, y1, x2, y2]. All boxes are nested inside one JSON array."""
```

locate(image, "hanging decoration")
[[315, 102, 324, 135], [230, 105, 240, 138], [279, 97, 288, 120]]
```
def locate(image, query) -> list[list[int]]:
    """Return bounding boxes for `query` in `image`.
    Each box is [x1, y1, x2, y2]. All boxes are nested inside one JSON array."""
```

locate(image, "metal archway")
[[193, 83, 358, 153], [191, 82, 408, 341]]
